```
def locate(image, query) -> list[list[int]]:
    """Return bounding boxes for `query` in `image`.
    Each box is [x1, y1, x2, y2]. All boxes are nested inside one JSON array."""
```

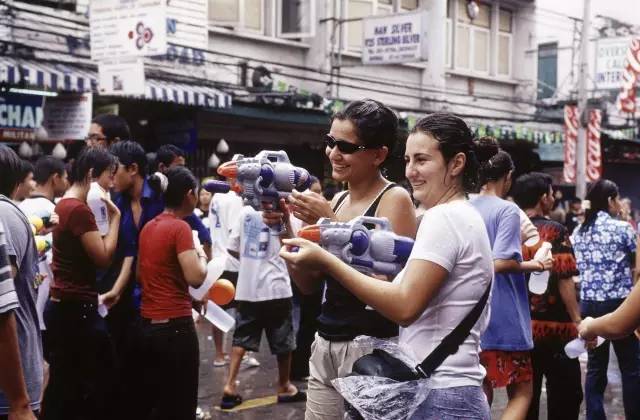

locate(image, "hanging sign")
[[90, 0, 167, 60], [98, 58, 146, 96], [362, 11, 428, 65], [42, 93, 93, 141]]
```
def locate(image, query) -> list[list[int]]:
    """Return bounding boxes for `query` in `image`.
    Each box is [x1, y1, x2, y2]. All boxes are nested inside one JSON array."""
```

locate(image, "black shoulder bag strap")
[[414, 281, 492, 378]]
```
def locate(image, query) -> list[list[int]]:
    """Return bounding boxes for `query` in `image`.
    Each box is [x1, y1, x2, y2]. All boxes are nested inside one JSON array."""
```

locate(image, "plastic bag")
[[331, 336, 433, 420]]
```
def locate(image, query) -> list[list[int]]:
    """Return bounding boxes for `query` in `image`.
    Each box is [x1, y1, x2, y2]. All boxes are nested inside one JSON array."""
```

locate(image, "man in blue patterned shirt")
[[570, 179, 639, 420]]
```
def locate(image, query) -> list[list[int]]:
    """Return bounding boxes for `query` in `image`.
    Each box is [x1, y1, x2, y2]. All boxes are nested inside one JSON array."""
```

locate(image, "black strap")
[[332, 191, 350, 212], [364, 183, 397, 217], [414, 281, 492, 378]]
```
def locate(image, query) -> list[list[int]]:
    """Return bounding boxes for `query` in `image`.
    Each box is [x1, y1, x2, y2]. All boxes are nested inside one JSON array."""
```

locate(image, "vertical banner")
[[617, 38, 640, 114], [563, 105, 578, 184], [586, 109, 602, 182]]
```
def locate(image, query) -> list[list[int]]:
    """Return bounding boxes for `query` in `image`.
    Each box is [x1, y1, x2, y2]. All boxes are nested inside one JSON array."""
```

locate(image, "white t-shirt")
[[393, 200, 494, 389], [209, 191, 244, 272], [18, 196, 55, 220], [228, 206, 298, 302], [18, 196, 55, 331]]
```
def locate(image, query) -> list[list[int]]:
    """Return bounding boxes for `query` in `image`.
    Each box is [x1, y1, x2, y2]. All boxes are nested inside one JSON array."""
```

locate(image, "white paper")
[[188, 255, 226, 301], [564, 337, 606, 358], [202, 301, 235, 332]]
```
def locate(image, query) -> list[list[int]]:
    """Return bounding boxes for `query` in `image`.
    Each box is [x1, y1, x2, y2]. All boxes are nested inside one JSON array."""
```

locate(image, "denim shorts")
[[233, 298, 295, 354], [411, 386, 490, 420]]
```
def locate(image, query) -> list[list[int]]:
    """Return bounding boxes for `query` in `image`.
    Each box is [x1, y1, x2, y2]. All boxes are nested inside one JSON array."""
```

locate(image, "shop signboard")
[[0, 93, 44, 141], [98, 57, 146, 96], [594, 37, 631, 91], [166, 0, 208, 50], [362, 11, 428, 65], [90, 0, 167, 60], [42, 93, 93, 141]]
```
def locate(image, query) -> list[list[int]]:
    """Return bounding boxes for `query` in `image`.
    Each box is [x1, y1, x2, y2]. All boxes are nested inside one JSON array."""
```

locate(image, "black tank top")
[[317, 183, 400, 341]]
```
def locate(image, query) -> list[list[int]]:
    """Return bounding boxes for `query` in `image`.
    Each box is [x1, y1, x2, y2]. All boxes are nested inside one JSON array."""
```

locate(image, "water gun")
[[201, 179, 232, 194], [217, 150, 312, 211], [298, 216, 414, 276]]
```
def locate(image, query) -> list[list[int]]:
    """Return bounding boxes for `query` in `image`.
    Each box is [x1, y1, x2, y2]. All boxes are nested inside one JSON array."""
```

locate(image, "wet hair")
[[92, 114, 131, 143], [155, 144, 185, 171], [155, 166, 197, 209], [18, 159, 34, 183], [34, 156, 66, 185], [0, 145, 23, 196], [332, 99, 398, 151], [578, 179, 619, 233], [69, 147, 118, 185], [110, 141, 148, 177], [474, 137, 514, 186], [512, 172, 553, 209], [411, 112, 479, 193]]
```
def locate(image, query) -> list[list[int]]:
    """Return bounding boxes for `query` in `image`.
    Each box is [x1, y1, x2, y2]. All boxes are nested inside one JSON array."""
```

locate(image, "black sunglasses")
[[324, 134, 372, 154]]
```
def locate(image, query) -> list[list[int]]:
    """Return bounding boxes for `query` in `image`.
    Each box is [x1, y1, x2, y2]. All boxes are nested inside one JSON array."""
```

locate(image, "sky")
[[535, 0, 640, 27]]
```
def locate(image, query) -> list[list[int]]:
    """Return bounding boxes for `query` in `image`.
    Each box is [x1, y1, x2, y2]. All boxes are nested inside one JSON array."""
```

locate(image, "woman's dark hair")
[[92, 113, 131, 143], [162, 166, 198, 208], [578, 179, 619, 233], [512, 172, 553, 209], [332, 99, 398, 151], [474, 137, 514, 186], [0, 145, 23, 196], [411, 112, 479, 193], [109, 141, 148, 177], [70, 147, 118, 185], [34, 156, 66, 185]]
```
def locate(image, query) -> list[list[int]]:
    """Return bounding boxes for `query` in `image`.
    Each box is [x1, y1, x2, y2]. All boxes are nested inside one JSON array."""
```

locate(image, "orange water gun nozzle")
[[217, 161, 238, 178], [298, 225, 321, 243]]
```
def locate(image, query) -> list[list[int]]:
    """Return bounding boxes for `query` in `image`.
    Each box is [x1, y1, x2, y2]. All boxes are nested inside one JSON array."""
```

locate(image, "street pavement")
[[195, 321, 626, 419]]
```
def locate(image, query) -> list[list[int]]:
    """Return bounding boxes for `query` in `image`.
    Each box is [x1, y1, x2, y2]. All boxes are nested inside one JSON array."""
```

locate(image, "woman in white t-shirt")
[[281, 113, 494, 419]]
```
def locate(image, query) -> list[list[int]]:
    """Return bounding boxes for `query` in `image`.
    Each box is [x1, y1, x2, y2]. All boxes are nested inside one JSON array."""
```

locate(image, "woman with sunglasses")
[[279, 113, 493, 419], [267, 99, 417, 420]]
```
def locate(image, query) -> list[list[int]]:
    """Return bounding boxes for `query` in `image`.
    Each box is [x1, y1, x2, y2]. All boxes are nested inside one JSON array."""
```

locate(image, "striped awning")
[[0, 57, 232, 109], [0, 57, 95, 93]]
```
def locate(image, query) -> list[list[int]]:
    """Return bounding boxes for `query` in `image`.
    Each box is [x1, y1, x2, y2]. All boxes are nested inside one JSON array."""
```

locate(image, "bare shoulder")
[[377, 186, 417, 237]]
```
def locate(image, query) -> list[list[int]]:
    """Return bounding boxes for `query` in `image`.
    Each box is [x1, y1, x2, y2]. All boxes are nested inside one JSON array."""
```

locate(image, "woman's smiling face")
[[325, 118, 385, 183], [404, 131, 451, 209]]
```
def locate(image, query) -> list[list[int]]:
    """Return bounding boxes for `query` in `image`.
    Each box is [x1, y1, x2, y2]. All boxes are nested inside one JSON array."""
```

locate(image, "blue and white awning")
[[0, 58, 95, 93], [0, 58, 232, 109]]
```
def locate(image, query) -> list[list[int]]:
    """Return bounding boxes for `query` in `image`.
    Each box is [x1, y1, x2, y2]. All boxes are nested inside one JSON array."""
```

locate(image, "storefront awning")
[[0, 58, 232, 109]]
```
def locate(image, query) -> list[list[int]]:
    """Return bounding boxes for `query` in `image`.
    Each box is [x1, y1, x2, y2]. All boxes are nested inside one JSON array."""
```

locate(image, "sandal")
[[277, 390, 307, 403], [220, 393, 243, 410]]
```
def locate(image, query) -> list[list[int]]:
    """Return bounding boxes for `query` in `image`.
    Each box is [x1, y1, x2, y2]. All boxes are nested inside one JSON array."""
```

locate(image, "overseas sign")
[[362, 11, 428, 65], [594, 37, 630, 91]]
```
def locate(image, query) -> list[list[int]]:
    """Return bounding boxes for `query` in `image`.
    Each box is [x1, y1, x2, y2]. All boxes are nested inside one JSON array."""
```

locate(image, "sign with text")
[[42, 93, 92, 141], [90, 0, 167, 60], [98, 57, 146, 96], [362, 11, 428, 65], [0, 93, 44, 141], [595, 37, 631, 91]]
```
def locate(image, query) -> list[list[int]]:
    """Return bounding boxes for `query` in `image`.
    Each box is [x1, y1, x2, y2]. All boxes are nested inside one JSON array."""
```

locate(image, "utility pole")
[[575, 0, 590, 199]]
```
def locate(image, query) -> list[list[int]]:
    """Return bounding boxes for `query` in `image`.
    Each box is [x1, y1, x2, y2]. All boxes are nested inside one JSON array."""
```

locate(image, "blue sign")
[[0, 92, 44, 141]]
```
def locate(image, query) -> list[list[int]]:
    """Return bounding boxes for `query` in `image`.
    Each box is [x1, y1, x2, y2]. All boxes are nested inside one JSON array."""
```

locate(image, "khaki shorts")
[[305, 334, 373, 420]]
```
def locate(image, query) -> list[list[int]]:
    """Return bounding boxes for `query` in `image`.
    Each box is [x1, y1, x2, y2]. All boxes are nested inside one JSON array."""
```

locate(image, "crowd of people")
[[0, 100, 639, 420]]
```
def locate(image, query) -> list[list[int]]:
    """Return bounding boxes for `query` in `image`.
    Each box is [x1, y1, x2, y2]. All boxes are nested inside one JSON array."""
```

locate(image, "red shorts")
[[480, 350, 533, 389]]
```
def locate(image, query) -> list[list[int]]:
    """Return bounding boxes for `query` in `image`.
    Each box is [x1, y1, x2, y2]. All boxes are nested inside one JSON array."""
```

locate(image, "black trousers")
[[139, 318, 200, 420], [41, 300, 116, 420], [291, 288, 322, 379], [526, 338, 583, 420]]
